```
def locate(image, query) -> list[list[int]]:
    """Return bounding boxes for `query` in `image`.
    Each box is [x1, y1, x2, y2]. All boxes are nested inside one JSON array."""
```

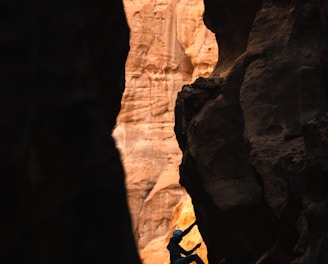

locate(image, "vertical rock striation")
[[114, 0, 218, 258], [175, 0, 328, 263], [0, 1, 140, 263]]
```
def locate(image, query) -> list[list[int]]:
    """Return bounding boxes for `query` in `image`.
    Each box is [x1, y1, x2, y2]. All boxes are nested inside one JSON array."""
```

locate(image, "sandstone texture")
[[140, 195, 208, 264], [0, 1, 140, 263], [176, 0, 328, 263], [113, 0, 217, 257]]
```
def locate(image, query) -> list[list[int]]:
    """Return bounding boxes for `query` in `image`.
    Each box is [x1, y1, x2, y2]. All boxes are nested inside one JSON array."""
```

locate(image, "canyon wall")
[[0, 1, 140, 263], [140, 195, 208, 264], [113, 0, 217, 262], [176, 0, 328, 263]]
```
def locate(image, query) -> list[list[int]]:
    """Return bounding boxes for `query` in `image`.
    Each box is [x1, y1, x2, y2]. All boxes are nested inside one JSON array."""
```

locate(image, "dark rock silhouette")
[[176, 0, 328, 263], [203, 0, 263, 74], [0, 1, 141, 263]]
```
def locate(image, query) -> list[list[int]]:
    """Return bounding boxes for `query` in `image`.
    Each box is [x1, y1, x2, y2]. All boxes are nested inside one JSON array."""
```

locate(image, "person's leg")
[[172, 258, 188, 264], [183, 254, 205, 264]]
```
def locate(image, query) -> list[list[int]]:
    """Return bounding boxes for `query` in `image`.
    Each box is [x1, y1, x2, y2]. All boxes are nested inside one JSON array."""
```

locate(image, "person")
[[167, 221, 205, 264]]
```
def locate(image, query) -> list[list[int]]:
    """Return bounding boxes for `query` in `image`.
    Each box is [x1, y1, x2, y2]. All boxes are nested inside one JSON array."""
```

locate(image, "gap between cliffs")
[[113, 0, 218, 263]]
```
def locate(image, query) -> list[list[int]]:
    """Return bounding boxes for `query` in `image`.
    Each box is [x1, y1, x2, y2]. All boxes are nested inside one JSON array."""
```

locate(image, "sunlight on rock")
[[113, 0, 217, 257], [140, 195, 208, 264]]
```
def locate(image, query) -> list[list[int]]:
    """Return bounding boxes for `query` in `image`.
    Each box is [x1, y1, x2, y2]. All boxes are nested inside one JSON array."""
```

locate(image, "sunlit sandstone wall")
[[113, 0, 218, 258], [140, 195, 208, 264]]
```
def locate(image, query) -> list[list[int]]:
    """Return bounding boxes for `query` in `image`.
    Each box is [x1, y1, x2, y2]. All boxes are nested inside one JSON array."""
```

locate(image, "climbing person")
[[167, 220, 205, 264]]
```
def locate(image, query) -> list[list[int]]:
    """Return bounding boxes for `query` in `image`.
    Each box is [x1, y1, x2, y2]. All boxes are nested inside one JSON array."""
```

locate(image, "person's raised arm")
[[182, 220, 197, 236]]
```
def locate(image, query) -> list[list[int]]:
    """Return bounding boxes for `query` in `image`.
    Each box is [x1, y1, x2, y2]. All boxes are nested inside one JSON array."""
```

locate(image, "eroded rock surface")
[[0, 1, 140, 263], [140, 195, 208, 264], [176, 0, 328, 263], [113, 0, 217, 254]]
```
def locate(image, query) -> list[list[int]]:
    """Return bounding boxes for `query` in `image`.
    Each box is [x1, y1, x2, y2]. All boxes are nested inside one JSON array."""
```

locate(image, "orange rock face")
[[140, 196, 208, 264], [113, 0, 217, 261]]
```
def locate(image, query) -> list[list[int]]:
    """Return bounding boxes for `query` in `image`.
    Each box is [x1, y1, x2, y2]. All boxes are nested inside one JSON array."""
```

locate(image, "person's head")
[[173, 228, 183, 240]]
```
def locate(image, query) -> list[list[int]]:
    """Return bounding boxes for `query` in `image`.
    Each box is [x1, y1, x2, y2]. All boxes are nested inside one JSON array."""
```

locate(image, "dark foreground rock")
[[175, 0, 328, 263], [0, 1, 141, 263]]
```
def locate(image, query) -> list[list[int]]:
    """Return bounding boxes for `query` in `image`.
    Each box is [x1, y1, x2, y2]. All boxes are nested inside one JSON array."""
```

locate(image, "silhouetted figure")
[[167, 221, 204, 264]]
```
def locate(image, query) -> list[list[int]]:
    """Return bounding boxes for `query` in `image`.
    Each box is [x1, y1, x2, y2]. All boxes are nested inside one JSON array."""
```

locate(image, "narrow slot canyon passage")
[[116, 0, 328, 263], [113, 0, 218, 263], [2, 1, 328, 264]]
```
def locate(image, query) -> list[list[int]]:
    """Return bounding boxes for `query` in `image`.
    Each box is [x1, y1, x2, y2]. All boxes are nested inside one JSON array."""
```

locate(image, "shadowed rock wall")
[[175, 0, 328, 263], [0, 1, 141, 263]]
